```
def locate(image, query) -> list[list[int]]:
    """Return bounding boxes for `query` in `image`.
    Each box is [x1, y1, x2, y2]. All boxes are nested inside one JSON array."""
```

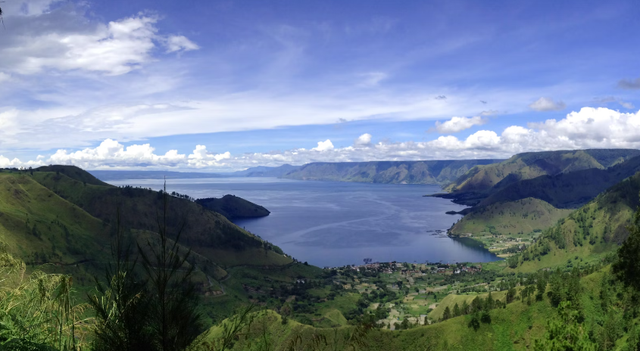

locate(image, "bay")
[[105, 177, 500, 267]]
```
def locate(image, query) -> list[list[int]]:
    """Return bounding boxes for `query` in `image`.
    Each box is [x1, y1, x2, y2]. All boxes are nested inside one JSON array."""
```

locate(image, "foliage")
[[90, 188, 205, 351], [613, 199, 640, 290], [0, 244, 88, 350], [533, 302, 596, 351]]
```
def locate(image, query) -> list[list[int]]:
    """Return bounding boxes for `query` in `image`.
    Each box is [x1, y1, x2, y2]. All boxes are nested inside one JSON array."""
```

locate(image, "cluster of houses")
[[332, 261, 483, 276]]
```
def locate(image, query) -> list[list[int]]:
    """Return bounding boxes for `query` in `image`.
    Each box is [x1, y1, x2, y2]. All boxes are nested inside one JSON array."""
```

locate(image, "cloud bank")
[[3, 107, 640, 171]]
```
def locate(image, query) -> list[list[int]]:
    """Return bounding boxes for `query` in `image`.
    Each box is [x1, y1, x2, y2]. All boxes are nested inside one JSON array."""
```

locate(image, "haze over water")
[[107, 177, 499, 267]]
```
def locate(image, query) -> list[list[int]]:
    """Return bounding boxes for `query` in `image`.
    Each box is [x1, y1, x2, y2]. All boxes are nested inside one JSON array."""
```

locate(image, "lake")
[[105, 177, 500, 267]]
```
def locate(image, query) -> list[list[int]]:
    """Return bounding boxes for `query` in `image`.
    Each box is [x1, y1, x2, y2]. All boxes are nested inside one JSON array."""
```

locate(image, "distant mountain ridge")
[[89, 160, 505, 186], [445, 149, 640, 194], [281, 160, 504, 185]]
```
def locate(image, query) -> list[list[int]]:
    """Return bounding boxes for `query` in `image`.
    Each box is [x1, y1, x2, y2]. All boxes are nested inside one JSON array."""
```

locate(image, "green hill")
[[447, 154, 640, 249], [449, 198, 574, 251], [0, 171, 110, 282], [282, 159, 503, 185], [0, 166, 334, 325], [512, 171, 640, 272], [445, 149, 640, 194], [30, 167, 290, 269], [196, 195, 270, 220]]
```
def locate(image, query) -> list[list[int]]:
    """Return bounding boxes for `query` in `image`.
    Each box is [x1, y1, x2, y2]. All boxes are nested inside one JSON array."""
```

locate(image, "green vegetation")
[[450, 197, 573, 254], [445, 149, 640, 193], [5, 155, 640, 350]]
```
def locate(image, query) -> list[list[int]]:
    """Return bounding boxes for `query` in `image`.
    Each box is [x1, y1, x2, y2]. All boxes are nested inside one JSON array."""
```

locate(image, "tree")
[[533, 302, 596, 351], [90, 186, 204, 351], [480, 311, 491, 324], [138, 183, 205, 351], [462, 300, 470, 315], [453, 303, 460, 317], [506, 288, 517, 304], [613, 201, 640, 290], [442, 306, 451, 321], [89, 220, 154, 351], [468, 314, 480, 331]]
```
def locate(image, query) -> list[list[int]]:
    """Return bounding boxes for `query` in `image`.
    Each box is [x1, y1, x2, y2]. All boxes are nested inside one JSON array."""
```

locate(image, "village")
[[322, 260, 498, 329]]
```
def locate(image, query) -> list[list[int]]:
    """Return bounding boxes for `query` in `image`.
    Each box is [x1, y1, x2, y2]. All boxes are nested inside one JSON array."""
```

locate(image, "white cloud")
[[312, 139, 334, 151], [0, 5, 198, 76], [2, 107, 636, 171], [165, 35, 200, 53], [354, 133, 372, 147], [0, 154, 45, 168], [48, 139, 185, 168], [187, 145, 231, 168], [529, 97, 566, 111], [434, 116, 486, 134]]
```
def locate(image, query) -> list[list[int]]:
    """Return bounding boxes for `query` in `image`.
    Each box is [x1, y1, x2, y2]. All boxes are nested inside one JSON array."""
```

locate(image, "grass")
[[450, 198, 573, 241]]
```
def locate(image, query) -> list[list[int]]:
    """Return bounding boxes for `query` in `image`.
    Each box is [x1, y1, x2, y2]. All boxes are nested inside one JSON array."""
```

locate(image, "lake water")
[[105, 177, 500, 267]]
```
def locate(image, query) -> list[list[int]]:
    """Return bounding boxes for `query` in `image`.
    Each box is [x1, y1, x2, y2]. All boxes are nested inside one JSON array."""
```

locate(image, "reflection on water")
[[107, 177, 501, 267]]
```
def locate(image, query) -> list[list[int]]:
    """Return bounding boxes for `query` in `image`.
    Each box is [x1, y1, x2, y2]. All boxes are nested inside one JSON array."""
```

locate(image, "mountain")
[[282, 159, 504, 185], [31, 166, 288, 271], [195, 195, 270, 220], [449, 155, 640, 245], [229, 164, 300, 177], [450, 198, 574, 238], [445, 149, 640, 194]]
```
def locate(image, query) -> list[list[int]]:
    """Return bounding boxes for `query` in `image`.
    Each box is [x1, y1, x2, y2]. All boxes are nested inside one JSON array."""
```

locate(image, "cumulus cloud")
[[0, 155, 44, 168], [529, 97, 566, 111], [312, 139, 334, 151], [354, 133, 372, 147], [48, 139, 185, 168], [434, 116, 486, 134], [618, 78, 640, 90], [187, 145, 231, 168], [165, 35, 200, 53]]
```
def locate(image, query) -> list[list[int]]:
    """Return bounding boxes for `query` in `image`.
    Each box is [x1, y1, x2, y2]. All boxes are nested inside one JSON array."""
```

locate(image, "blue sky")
[[0, 0, 639, 170]]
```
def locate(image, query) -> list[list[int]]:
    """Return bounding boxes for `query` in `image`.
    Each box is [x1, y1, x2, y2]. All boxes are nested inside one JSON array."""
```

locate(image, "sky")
[[0, 0, 639, 171]]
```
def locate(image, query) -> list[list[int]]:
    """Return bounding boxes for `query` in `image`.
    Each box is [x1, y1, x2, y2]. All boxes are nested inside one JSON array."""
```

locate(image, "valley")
[[3, 148, 640, 350]]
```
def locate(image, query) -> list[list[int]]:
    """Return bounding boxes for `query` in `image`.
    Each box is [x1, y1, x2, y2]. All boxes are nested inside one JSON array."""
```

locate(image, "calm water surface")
[[106, 177, 500, 267]]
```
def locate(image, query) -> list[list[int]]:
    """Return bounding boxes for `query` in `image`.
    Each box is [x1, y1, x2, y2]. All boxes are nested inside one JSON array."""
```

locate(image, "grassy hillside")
[[201, 288, 556, 350], [31, 166, 288, 269], [511, 171, 640, 272], [0, 171, 111, 283], [283, 160, 503, 185], [445, 149, 640, 194], [447, 154, 640, 249], [449, 198, 574, 253], [0, 166, 337, 326]]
